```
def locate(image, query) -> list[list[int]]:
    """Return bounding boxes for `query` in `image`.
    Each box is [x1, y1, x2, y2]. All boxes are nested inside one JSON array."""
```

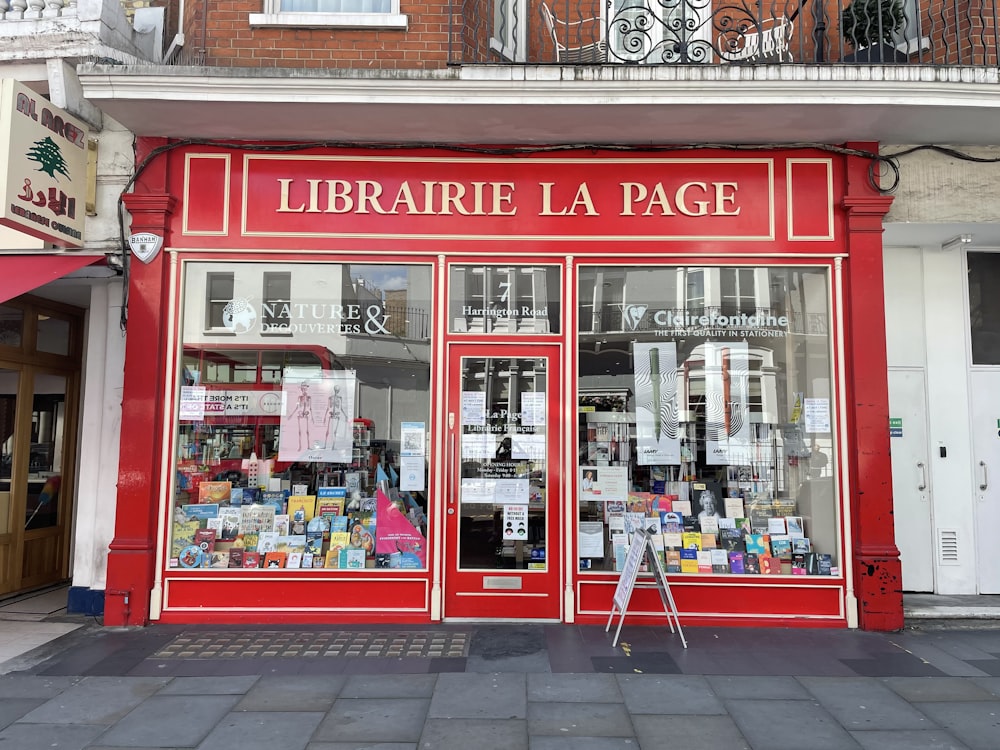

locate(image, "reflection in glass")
[[0, 306, 23, 348], [25, 373, 66, 530], [36, 315, 70, 355], [449, 265, 561, 334], [577, 266, 837, 577]]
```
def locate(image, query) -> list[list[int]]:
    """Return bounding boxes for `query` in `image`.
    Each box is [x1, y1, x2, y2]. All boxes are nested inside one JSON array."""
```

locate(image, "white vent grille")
[[938, 529, 960, 565]]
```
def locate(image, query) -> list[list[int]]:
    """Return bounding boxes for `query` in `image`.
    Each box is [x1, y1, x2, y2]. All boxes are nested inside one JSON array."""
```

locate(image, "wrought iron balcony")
[[449, 0, 999, 66]]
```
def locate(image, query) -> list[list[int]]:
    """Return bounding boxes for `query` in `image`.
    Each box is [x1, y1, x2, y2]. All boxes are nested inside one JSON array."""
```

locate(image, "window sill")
[[249, 12, 408, 29]]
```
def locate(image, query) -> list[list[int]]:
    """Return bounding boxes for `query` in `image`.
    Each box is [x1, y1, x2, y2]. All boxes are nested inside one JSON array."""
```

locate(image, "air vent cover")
[[938, 529, 960, 565]]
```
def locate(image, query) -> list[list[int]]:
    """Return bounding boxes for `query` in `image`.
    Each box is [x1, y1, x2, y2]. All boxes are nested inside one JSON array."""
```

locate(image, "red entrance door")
[[444, 344, 562, 619]]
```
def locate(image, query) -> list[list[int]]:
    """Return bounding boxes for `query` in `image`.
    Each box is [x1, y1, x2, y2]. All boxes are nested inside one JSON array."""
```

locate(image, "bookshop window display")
[[577, 265, 839, 578], [170, 260, 432, 572]]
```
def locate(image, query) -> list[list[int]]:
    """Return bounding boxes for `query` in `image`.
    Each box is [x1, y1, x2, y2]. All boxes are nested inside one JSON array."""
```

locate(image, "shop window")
[[0, 305, 23, 348], [449, 265, 561, 334], [577, 265, 839, 578], [172, 261, 432, 572], [249, 0, 407, 28], [968, 252, 1000, 365]]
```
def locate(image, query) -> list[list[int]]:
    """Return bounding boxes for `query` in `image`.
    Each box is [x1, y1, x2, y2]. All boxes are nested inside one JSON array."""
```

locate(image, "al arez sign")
[[0, 79, 88, 248], [233, 153, 836, 241]]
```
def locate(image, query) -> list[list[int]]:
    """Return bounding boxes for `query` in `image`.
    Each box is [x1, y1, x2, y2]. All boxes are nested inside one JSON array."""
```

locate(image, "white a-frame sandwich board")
[[606, 528, 687, 648]]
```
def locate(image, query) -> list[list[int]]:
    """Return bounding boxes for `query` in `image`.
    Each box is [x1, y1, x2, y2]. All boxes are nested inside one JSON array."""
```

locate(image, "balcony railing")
[[449, 0, 999, 66], [0, 0, 76, 20]]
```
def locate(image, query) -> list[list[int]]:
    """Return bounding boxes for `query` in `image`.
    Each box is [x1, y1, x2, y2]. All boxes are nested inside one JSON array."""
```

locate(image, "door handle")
[[979, 460, 988, 492], [447, 421, 456, 509], [916, 461, 926, 492]]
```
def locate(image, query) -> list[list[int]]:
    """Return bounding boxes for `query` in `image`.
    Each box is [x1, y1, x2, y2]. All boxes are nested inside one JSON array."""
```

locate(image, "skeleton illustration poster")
[[702, 342, 751, 466], [278, 369, 357, 463], [633, 342, 680, 465]]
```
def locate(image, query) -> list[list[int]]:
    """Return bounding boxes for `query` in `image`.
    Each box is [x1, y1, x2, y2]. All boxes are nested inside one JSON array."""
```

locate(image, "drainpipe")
[[163, 0, 186, 64]]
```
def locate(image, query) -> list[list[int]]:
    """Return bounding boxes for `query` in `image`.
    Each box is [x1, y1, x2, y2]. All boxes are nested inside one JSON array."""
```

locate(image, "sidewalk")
[[1, 614, 999, 750]]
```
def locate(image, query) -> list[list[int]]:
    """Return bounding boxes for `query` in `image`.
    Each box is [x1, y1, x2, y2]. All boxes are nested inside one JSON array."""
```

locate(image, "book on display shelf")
[[194, 528, 216, 554], [770, 536, 792, 557], [728, 551, 745, 574], [218, 509, 241, 541], [665, 550, 682, 573], [274, 514, 290, 535], [264, 551, 288, 568], [745, 534, 770, 556], [762, 557, 782, 575], [242, 551, 261, 568], [696, 550, 713, 573], [257, 531, 279, 554], [182, 503, 219, 522], [745, 553, 761, 574], [711, 548, 729, 573], [817, 554, 832, 575], [172, 519, 200, 558], [286, 552, 303, 569], [681, 531, 702, 550], [198, 481, 232, 505], [239, 533, 259, 552], [785, 516, 805, 537], [791, 537, 812, 554], [663, 531, 683, 550], [301, 552, 314, 569], [679, 548, 699, 573], [240, 504, 275, 534], [719, 527, 745, 552], [700, 533, 718, 549], [227, 548, 245, 568]]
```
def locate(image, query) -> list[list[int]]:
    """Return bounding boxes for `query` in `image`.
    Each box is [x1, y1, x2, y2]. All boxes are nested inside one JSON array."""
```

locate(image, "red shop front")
[[104, 142, 902, 631]]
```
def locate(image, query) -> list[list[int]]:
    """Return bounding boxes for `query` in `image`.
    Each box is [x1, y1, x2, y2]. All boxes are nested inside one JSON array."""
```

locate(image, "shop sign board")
[[0, 79, 87, 247], [231, 153, 835, 242]]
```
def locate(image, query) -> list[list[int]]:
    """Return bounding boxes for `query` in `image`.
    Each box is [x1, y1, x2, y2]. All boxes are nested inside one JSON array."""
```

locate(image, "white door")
[[888, 368, 934, 592], [970, 370, 1000, 594]]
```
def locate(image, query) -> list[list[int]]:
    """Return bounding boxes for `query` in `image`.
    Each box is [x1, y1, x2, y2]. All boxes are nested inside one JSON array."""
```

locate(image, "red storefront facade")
[[104, 140, 902, 631]]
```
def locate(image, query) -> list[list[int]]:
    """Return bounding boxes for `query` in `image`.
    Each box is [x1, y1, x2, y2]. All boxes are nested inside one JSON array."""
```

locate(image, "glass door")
[[445, 344, 562, 619]]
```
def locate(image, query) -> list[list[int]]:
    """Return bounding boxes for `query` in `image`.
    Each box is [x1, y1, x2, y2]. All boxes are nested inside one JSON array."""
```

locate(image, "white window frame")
[[490, 0, 528, 62], [250, 0, 407, 29]]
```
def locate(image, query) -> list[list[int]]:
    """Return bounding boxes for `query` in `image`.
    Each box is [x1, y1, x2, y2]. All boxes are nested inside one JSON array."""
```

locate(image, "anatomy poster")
[[278, 369, 356, 463], [633, 342, 680, 465]]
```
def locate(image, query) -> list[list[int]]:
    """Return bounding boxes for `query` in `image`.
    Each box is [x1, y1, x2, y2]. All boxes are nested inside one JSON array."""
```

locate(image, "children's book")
[[301, 552, 314, 569], [227, 547, 245, 568], [239, 532, 259, 553], [171, 519, 200, 558], [659, 511, 684, 534], [242, 551, 260, 568], [218, 508, 242, 541], [198, 481, 232, 505], [257, 531, 280, 554], [306, 515, 328, 555], [260, 490, 287, 515], [324, 548, 341, 568], [329, 515, 349, 533], [240, 504, 275, 534], [770, 535, 792, 557], [263, 551, 288, 568], [194, 528, 217, 554], [182, 503, 219, 522], [286, 552, 303, 569], [276, 534, 307, 553], [341, 548, 366, 569], [273, 514, 290, 536], [229, 487, 245, 507]]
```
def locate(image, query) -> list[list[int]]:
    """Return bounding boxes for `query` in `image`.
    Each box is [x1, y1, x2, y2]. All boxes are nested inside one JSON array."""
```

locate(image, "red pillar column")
[[104, 139, 176, 626], [842, 142, 902, 631]]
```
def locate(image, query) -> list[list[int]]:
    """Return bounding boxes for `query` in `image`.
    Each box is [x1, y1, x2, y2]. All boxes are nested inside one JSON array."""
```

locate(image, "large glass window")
[[577, 265, 839, 578], [170, 261, 432, 572], [968, 252, 1000, 365], [449, 265, 561, 335]]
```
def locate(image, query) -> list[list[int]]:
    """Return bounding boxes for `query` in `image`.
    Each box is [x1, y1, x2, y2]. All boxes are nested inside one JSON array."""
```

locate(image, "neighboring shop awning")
[[0, 254, 101, 305]]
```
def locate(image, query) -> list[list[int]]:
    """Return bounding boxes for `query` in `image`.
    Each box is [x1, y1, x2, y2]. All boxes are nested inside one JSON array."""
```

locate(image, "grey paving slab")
[[529, 738, 638, 750], [234, 674, 347, 711], [467, 652, 552, 673], [527, 701, 633, 737], [418, 718, 528, 750], [158, 675, 260, 695], [849, 729, 971, 750], [527, 673, 622, 703], [885, 637, 995, 677], [913, 701, 1000, 750], [427, 673, 527, 719], [306, 744, 417, 750], [706, 675, 813, 700], [798, 676, 938, 730], [91, 694, 243, 747], [617, 674, 725, 715], [880, 676, 999, 702], [969, 677, 1000, 698], [312, 698, 429, 743], [0, 722, 106, 750], [339, 674, 437, 699], [726, 699, 863, 750], [16, 676, 171, 725], [0, 698, 44, 730], [0, 675, 81, 698], [631, 715, 750, 750], [195, 711, 324, 750]]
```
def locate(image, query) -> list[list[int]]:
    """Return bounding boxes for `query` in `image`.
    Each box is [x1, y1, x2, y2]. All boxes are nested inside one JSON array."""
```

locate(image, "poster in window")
[[703, 342, 751, 466], [633, 342, 680, 465], [278, 369, 357, 463]]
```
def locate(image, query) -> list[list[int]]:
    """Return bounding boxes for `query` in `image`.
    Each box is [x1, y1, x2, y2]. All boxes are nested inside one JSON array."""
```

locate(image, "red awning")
[[0, 254, 101, 305]]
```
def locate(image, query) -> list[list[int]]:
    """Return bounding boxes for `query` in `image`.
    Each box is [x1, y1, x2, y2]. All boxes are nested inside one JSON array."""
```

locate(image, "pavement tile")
[[234, 674, 348, 711], [963, 660, 1000, 676], [16, 675, 171, 725], [592, 652, 681, 674], [526, 701, 633, 736], [617, 674, 724, 715], [467, 652, 553, 673], [89, 694, 243, 747], [306, 744, 417, 750], [707, 675, 813, 700], [841, 654, 946, 677], [158, 675, 260, 695], [428, 673, 527, 719], [529, 738, 638, 750], [849, 729, 971, 750], [880, 677, 998, 702], [0, 698, 45, 730], [0, 675, 81, 698], [196, 710, 324, 750], [913, 701, 1000, 750], [0, 722, 106, 750], [527, 673, 622, 703], [418, 718, 528, 750], [312, 698, 429, 743], [968, 677, 1000, 698], [631, 715, 750, 749], [798, 676, 938, 730], [725, 699, 862, 750], [339, 674, 437, 699]]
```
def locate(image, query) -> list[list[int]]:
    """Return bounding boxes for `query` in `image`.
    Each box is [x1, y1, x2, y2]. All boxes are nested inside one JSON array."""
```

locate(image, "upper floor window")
[[250, 0, 407, 28], [206, 273, 235, 333], [261, 271, 292, 334]]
